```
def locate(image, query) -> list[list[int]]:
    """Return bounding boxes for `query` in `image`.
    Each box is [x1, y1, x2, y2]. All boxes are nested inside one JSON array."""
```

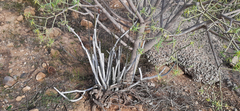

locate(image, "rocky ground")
[[0, 0, 240, 111]]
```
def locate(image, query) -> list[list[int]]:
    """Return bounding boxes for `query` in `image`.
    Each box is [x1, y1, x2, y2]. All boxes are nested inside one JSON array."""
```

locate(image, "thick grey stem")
[[126, 23, 146, 83]]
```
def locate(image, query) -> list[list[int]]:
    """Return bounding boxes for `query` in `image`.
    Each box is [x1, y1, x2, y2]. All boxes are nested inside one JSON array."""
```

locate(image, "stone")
[[20, 73, 27, 78], [9, 69, 13, 73], [29, 109, 39, 111], [44, 88, 58, 96], [16, 15, 23, 21], [110, 0, 128, 9], [7, 43, 14, 47], [36, 72, 46, 81], [195, 101, 198, 105], [42, 63, 47, 68], [22, 86, 31, 92], [80, 19, 93, 29], [231, 56, 239, 67], [24, 6, 35, 16], [71, 11, 79, 19], [3, 76, 16, 86], [50, 49, 60, 57], [16, 96, 25, 101], [46, 27, 62, 38]]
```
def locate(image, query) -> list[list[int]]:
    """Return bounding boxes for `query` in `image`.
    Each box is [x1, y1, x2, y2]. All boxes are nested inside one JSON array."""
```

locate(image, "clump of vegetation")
[[54, 15, 174, 110]]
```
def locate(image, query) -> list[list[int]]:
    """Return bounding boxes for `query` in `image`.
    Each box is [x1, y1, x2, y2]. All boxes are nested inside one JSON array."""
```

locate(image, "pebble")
[[42, 63, 47, 68], [22, 86, 31, 92], [16, 95, 25, 101], [3, 76, 16, 86], [7, 43, 14, 47], [4, 99, 8, 103], [36, 72, 46, 81], [16, 15, 23, 21], [50, 49, 60, 57], [195, 101, 198, 105], [80, 19, 93, 29], [9, 69, 13, 73], [29, 108, 39, 111], [20, 73, 27, 78], [230, 56, 239, 66]]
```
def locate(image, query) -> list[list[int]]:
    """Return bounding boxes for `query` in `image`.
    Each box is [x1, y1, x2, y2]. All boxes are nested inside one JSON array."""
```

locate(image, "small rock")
[[20, 73, 27, 78], [46, 27, 62, 38], [110, 0, 128, 9], [17, 15, 23, 21], [22, 86, 31, 92], [36, 72, 46, 81], [231, 56, 239, 66], [29, 108, 39, 111], [195, 101, 198, 105], [24, 6, 35, 16], [7, 43, 14, 47], [71, 11, 79, 19], [14, 21, 19, 24], [50, 49, 60, 57], [80, 19, 93, 29], [3, 76, 16, 86], [44, 88, 58, 96], [16, 96, 24, 101], [42, 63, 47, 68], [9, 69, 13, 73]]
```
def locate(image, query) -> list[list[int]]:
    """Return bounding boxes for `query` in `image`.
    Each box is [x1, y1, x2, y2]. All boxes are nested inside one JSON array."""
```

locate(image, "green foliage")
[[131, 23, 140, 32], [6, 105, 12, 110], [137, 48, 144, 55], [154, 36, 164, 51], [47, 38, 55, 47]]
